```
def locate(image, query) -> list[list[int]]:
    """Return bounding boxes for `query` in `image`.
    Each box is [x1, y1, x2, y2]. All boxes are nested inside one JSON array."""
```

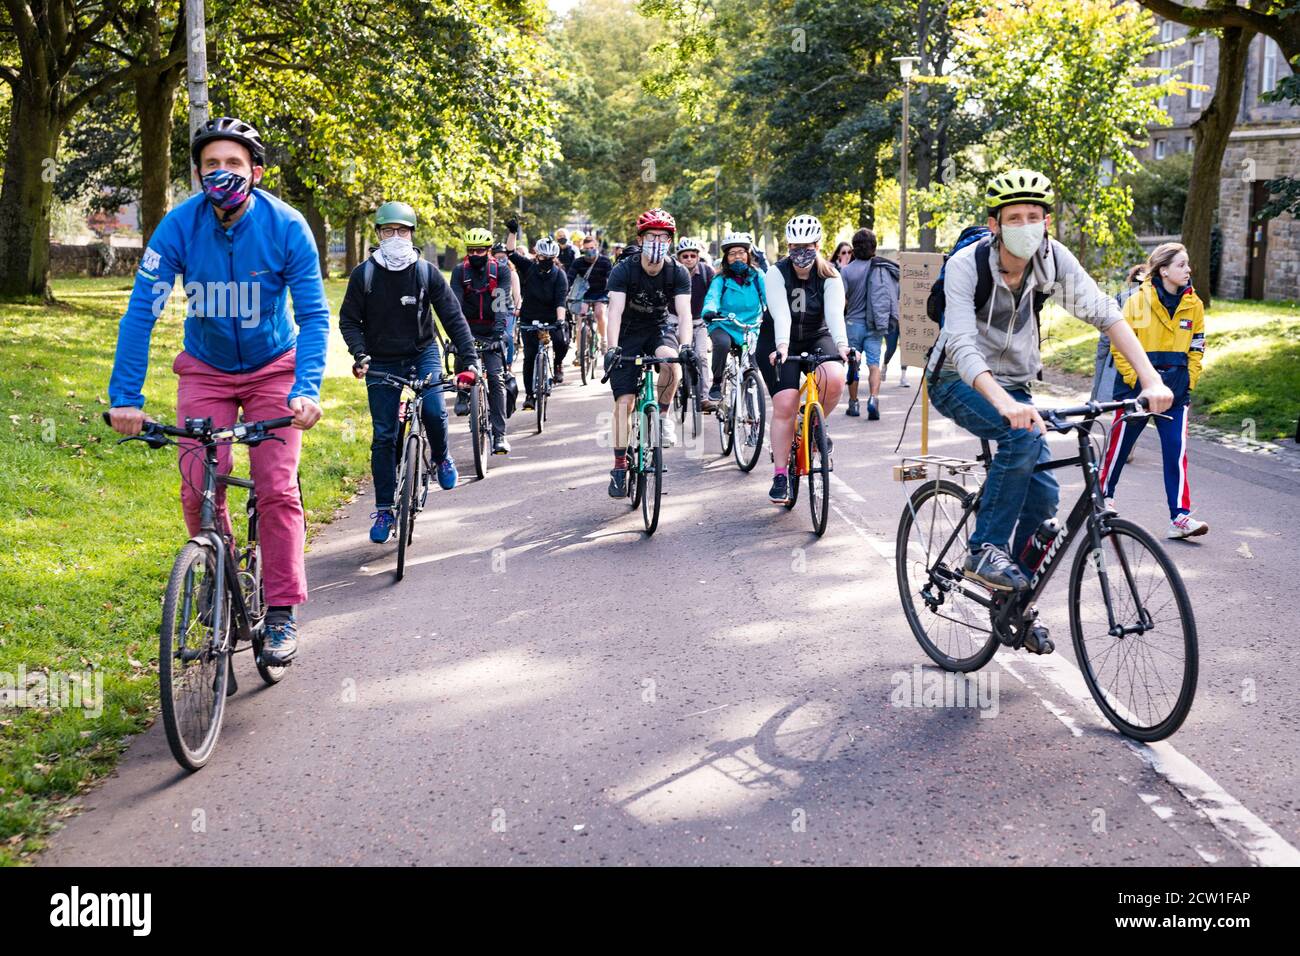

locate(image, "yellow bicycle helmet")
[[986, 169, 1054, 215], [463, 227, 494, 248]]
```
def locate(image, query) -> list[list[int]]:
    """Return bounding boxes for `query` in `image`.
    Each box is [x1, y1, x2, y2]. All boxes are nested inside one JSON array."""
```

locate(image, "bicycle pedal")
[[1023, 625, 1055, 655]]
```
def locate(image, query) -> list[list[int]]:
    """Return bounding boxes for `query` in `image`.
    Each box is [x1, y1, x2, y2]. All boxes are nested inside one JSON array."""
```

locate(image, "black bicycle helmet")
[[191, 116, 267, 168]]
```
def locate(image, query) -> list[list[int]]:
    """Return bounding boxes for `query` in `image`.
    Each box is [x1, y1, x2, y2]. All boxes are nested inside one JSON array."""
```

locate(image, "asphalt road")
[[42, 356, 1300, 866]]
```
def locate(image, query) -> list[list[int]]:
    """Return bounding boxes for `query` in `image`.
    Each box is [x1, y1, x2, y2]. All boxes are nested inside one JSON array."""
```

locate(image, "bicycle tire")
[[580, 324, 591, 385], [735, 369, 765, 473], [783, 436, 800, 510], [717, 371, 735, 456], [895, 478, 999, 672], [159, 540, 230, 771], [628, 410, 644, 509], [395, 434, 419, 582], [690, 369, 703, 440], [534, 350, 547, 434], [1068, 516, 1198, 741], [470, 380, 488, 480], [807, 405, 830, 536], [642, 405, 662, 536]]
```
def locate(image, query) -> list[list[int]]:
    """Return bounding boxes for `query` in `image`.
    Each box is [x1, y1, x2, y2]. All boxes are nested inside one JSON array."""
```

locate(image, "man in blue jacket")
[[106, 116, 330, 667]]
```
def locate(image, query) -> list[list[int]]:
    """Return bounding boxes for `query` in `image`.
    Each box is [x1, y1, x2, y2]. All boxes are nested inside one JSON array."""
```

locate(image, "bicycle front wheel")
[[395, 434, 420, 582], [580, 324, 592, 385], [1069, 517, 1197, 741], [783, 439, 800, 510], [534, 351, 547, 434], [895, 478, 999, 671], [717, 371, 736, 456], [159, 540, 231, 771], [642, 406, 663, 535], [734, 369, 765, 473], [470, 381, 488, 479], [807, 405, 830, 536]]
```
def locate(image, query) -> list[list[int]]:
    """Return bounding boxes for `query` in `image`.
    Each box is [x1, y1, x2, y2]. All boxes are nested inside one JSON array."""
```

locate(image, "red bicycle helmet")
[[636, 208, 676, 237]]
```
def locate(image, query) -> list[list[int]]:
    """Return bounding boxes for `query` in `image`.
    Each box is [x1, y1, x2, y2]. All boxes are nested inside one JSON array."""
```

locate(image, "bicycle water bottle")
[[1018, 518, 1060, 573]]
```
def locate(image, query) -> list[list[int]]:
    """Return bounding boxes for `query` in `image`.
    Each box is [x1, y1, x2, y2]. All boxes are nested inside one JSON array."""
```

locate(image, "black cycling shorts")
[[756, 322, 842, 395], [610, 322, 677, 398]]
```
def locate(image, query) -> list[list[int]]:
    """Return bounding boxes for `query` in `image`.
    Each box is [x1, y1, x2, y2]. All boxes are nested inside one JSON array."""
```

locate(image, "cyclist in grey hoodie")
[[925, 169, 1172, 604]]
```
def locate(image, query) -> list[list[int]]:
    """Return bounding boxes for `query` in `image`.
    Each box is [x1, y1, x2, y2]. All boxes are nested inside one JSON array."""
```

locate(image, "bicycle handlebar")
[[999, 398, 1155, 432], [599, 353, 683, 384], [776, 351, 837, 370], [102, 411, 296, 447]]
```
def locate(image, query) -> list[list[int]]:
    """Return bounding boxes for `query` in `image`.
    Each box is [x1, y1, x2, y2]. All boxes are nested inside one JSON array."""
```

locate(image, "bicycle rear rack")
[[893, 454, 983, 484]]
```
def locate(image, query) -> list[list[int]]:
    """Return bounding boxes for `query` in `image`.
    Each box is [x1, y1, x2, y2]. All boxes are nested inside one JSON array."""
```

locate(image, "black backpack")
[[364, 257, 438, 304]]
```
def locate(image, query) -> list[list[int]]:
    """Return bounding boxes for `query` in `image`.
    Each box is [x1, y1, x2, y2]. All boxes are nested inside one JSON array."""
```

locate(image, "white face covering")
[[999, 221, 1045, 260], [642, 237, 670, 264], [377, 235, 419, 270]]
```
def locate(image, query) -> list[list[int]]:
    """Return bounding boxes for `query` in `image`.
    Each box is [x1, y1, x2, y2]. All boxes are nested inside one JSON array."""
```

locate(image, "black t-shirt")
[[607, 258, 691, 328]]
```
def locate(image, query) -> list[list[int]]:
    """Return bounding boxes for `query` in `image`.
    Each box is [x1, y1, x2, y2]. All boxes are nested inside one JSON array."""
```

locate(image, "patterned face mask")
[[643, 237, 670, 264], [201, 169, 253, 214], [789, 247, 817, 269]]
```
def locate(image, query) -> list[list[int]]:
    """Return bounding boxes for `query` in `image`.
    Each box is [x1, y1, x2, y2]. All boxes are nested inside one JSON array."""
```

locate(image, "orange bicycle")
[[777, 351, 834, 536]]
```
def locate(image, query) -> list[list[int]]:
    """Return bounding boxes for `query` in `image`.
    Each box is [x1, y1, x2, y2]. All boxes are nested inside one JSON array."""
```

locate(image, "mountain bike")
[[367, 368, 457, 582], [713, 321, 765, 472], [894, 398, 1197, 741], [603, 353, 681, 536], [527, 321, 562, 435], [775, 351, 833, 537], [104, 411, 296, 771]]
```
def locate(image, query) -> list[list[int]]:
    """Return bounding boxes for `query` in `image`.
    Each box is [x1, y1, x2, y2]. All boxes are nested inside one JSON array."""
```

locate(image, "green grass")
[[1040, 298, 1300, 440], [0, 277, 368, 864]]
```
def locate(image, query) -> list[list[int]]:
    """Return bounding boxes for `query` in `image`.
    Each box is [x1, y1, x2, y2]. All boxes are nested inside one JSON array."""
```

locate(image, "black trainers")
[[867, 397, 880, 420], [964, 543, 1029, 592], [846, 399, 860, 417], [492, 436, 511, 455], [708, 384, 722, 403], [768, 473, 790, 504], [608, 467, 628, 498], [522, 396, 535, 411], [454, 392, 469, 416]]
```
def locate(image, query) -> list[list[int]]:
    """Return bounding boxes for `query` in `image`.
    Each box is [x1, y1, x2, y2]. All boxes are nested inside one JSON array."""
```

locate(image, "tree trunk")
[[858, 157, 877, 229], [1184, 25, 1254, 310], [302, 198, 328, 278], [135, 67, 184, 246], [345, 214, 359, 272], [0, 83, 61, 299]]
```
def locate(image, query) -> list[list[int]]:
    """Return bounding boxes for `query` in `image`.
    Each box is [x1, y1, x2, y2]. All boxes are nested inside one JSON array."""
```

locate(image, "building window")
[[1262, 37, 1281, 95], [1190, 42, 1206, 109], [1158, 21, 1174, 110], [1155, 139, 1167, 160], [1184, 136, 1193, 152]]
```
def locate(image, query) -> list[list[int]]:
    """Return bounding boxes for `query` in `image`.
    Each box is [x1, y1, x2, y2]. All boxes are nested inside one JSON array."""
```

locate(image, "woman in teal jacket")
[[701, 232, 768, 406]]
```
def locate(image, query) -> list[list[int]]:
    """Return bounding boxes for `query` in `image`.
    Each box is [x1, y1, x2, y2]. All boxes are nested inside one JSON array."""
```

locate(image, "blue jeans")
[[505, 314, 518, 366], [366, 347, 448, 510], [929, 376, 1059, 565]]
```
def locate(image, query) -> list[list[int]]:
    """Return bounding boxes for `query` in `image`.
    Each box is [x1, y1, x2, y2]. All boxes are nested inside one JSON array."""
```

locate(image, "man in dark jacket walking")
[[841, 228, 901, 420]]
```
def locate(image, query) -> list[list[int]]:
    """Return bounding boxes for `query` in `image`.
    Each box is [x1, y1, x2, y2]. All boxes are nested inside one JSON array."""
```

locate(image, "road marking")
[[830, 464, 1300, 867]]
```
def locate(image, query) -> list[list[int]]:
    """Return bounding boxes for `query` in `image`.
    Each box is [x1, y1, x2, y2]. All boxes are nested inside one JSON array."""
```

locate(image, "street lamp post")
[[893, 56, 920, 252]]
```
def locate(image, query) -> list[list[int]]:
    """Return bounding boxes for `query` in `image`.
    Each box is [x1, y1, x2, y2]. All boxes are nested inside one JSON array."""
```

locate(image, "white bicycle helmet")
[[535, 237, 560, 258], [676, 237, 703, 254], [720, 231, 754, 252], [784, 214, 823, 243]]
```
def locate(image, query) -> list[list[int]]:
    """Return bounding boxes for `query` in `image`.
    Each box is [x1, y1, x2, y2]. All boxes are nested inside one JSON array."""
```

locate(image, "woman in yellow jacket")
[[1098, 242, 1208, 539]]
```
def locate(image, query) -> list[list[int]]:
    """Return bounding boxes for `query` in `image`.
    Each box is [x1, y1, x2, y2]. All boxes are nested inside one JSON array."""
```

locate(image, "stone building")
[[1134, 17, 1298, 301]]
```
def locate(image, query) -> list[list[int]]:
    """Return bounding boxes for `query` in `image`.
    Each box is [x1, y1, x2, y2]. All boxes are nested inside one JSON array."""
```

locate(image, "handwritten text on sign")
[[897, 252, 944, 367]]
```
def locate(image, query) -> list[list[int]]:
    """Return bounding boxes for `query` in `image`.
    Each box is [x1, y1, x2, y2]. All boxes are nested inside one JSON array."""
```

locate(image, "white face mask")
[[999, 221, 1045, 259], [379, 235, 418, 269], [642, 237, 670, 264]]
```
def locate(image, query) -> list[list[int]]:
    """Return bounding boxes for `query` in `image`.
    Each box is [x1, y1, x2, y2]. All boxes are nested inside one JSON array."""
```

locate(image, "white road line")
[[829, 467, 1300, 867]]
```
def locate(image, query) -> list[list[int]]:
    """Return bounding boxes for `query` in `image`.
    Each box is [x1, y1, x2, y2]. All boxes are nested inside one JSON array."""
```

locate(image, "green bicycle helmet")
[[375, 201, 417, 229], [986, 169, 1055, 215], [463, 227, 494, 248]]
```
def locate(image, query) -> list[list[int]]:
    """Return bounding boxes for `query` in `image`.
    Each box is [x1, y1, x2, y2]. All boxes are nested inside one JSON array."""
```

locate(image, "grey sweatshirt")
[[926, 236, 1125, 390]]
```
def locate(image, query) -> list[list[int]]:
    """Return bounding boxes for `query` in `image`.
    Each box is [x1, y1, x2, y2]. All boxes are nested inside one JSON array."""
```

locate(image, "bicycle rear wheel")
[[395, 434, 419, 582], [642, 406, 662, 535], [895, 478, 999, 671], [734, 369, 765, 473], [807, 405, 830, 536], [470, 381, 489, 479], [159, 540, 231, 771], [1069, 517, 1197, 741]]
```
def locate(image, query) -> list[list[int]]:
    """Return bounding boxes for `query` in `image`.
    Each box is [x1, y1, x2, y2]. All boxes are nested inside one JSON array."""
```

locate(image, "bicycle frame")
[[919, 419, 1143, 636], [789, 358, 827, 476], [631, 360, 660, 472], [194, 442, 257, 648]]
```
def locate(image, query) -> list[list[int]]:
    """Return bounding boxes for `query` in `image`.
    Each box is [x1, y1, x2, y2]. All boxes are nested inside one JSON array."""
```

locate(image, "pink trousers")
[[173, 349, 307, 606]]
